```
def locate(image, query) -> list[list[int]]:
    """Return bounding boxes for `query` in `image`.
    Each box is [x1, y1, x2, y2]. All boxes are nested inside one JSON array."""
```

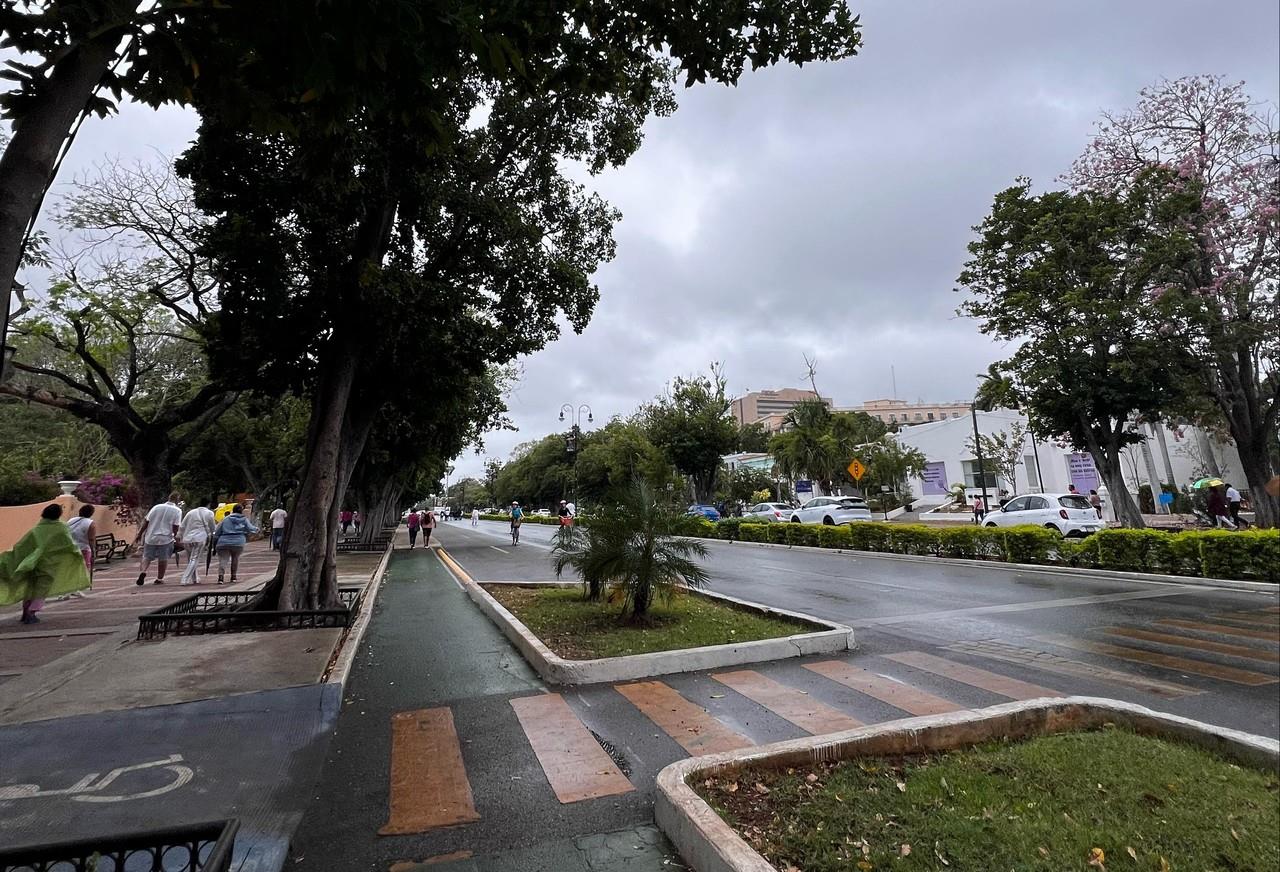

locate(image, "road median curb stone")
[[713, 537, 1276, 593], [434, 547, 854, 685], [654, 696, 1280, 872]]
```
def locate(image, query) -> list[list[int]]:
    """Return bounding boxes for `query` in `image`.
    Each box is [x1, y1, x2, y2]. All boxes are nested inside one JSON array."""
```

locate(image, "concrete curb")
[[322, 540, 396, 688], [434, 548, 854, 686], [655, 696, 1280, 872], [708, 537, 1277, 593]]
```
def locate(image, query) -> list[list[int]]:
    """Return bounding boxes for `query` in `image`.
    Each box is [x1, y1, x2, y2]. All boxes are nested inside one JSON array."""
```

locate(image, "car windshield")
[[835, 499, 868, 509], [1059, 495, 1092, 510]]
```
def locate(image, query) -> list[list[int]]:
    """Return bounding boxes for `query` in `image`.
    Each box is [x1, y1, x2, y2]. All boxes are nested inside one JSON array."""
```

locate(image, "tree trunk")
[[1084, 434, 1145, 528], [0, 36, 119, 348], [1236, 437, 1279, 529], [1194, 427, 1222, 478]]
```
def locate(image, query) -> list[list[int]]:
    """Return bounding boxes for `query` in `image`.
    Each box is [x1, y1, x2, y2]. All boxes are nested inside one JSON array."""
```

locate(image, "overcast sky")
[[31, 0, 1280, 482]]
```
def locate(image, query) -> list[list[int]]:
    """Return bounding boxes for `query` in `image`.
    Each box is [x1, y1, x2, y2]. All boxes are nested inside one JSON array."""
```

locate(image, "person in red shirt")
[[405, 509, 421, 548], [340, 509, 353, 535], [972, 495, 986, 525]]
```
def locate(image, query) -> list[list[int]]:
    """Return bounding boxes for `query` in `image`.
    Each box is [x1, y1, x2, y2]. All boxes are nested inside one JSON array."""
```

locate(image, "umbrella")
[[1191, 478, 1224, 489]]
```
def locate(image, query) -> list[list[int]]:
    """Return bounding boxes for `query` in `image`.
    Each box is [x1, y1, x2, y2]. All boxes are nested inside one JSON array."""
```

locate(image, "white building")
[[894, 409, 1245, 506]]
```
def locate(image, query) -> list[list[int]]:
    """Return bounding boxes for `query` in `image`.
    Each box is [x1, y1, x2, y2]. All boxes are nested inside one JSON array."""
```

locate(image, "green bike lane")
[[286, 546, 684, 872]]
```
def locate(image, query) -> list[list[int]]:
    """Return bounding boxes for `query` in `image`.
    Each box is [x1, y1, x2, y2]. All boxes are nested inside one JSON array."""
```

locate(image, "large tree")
[[1068, 76, 1279, 527], [769, 399, 886, 495], [958, 174, 1200, 527], [0, 158, 232, 506], [641, 366, 740, 503]]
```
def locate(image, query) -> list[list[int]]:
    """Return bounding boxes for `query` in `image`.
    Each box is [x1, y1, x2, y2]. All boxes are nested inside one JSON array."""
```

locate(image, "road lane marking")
[[1156, 619, 1279, 642], [803, 661, 962, 716], [379, 708, 479, 835], [510, 693, 634, 804], [615, 681, 752, 756], [1101, 626, 1279, 664], [946, 640, 1200, 699], [883, 651, 1062, 700], [849, 587, 1201, 628], [489, 546, 508, 553], [1037, 635, 1278, 686], [711, 670, 862, 734]]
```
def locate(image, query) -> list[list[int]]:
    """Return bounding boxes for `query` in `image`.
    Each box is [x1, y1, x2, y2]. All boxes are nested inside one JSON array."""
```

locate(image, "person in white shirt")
[[178, 498, 218, 585], [470, 507, 480, 526], [270, 505, 289, 551], [136, 493, 183, 585], [1225, 484, 1243, 528]]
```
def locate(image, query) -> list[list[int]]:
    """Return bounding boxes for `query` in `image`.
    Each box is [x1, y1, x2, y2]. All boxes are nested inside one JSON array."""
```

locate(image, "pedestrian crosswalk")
[[373, 604, 1278, 840]]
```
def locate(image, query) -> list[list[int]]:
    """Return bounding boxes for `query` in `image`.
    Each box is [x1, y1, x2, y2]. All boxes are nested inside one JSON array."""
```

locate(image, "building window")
[[1023, 454, 1039, 491], [927, 412, 935, 421], [889, 414, 897, 423], [962, 460, 998, 489], [914, 413, 923, 421], [952, 412, 961, 418]]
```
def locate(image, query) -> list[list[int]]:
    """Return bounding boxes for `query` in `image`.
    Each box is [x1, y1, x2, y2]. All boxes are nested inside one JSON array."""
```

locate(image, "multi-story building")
[[843, 398, 971, 427], [731, 389, 830, 432]]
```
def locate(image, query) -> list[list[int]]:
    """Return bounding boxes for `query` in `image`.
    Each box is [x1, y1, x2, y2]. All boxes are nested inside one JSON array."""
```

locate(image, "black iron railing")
[[137, 587, 362, 640], [0, 819, 238, 872]]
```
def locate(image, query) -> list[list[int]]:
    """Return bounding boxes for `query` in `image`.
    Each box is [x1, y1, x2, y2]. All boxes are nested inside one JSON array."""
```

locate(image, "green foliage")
[[714, 518, 743, 541], [549, 480, 710, 619], [997, 525, 1060, 564], [767, 523, 790, 545], [640, 365, 739, 503], [739, 524, 770, 543], [863, 436, 928, 500], [769, 400, 887, 494], [736, 422, 771, 453], [887, 524, 939, 556], [817, 525, 852, 549], [0, 470, 60, 506], [963, 423, 1030, 491], [846, 522, 893, 553], [784, 523, 822, 547], [716, 465, 776, 506]]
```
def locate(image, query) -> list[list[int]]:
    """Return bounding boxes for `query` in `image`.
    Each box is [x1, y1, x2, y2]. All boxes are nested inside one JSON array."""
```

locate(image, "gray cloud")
[[26, 1, 1278, 485]]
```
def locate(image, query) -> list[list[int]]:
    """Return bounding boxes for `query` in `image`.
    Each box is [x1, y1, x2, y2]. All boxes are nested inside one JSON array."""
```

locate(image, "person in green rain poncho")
[[0, 504, 91, 624]]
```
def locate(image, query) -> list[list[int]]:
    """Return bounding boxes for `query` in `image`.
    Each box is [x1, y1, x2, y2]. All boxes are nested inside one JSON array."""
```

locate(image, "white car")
[[983, 492, 1102, 536], [743, 502, 793, 522], [790, 496, 873, 525]]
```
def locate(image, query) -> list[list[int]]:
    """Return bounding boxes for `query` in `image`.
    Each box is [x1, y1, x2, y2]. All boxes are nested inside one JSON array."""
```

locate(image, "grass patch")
[[483, 585, 811, 660], [695, 727, 1279, 871]]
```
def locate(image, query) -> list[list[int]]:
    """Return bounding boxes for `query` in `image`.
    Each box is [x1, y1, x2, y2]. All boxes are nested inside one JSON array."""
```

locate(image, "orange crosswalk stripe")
[[1039, 635, 1278, 686], [803, 661, 962, 716], [1216, 612, 1280, 627], [1157, 619, 1279, 642], [510, 693, 633, 803], [379, 708, 480, 835], [711, 670, 862, 734], [1102, 626, 1279, 664], [615, 681, 752, 756], [883, 651, 1061, 700]]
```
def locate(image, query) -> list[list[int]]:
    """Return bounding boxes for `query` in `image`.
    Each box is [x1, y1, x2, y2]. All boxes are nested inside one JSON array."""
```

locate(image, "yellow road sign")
[[847, 458, 866, 481]]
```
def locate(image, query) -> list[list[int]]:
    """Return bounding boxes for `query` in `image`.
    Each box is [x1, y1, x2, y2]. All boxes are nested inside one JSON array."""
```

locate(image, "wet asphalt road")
[[446, 519, 1280, 738]]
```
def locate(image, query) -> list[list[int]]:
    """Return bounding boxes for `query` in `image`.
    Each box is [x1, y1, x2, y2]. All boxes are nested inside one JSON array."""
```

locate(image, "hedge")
[[683, 520, 1278, 583], [472, 512, 1277, 583]]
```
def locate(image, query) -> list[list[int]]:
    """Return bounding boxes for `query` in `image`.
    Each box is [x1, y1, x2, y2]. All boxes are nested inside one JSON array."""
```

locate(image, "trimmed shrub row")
[[692, 521, 1278, 583]]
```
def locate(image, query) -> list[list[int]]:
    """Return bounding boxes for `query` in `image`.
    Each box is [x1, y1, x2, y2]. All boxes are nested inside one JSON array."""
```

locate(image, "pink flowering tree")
[[1068, 76, 1279, 527]]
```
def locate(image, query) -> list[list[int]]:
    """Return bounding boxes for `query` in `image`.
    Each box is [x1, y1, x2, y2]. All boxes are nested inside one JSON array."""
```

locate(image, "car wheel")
[[823, 516, 835, 525], [1044, 524, 1064, 536], [790, 517, 801, 523], [984, 522, 997, 528]]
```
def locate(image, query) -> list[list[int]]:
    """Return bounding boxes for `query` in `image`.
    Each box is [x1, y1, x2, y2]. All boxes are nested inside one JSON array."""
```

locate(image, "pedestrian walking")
[[470, 507, 480, 526], [135, 492, 182, 585], [972, 494, 986, 525], [340, 509, 353, 535], [1225, 483, 1244, 527], [406, 508, 421, 547], [178, 498, 218, 585], [269, 504, 288, 550], [421, 507, 437, 547], [1, 504, 91, 624], [1206, 485, 1234, 529], [214, 504, 259, 584], [1089, 489, 1102, 519], [66, 504, 97, 575]]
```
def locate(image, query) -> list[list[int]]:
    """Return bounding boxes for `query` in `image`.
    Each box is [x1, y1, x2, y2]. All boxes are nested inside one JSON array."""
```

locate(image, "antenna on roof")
[[891, 365, 897, 399], [802, 354, 820, 398]]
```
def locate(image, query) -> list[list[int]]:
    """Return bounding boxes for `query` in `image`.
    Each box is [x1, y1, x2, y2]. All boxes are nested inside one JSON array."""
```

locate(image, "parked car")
[[743, 502, 793, 522], [686, 504, 721, 521], [982, 492, 1102, 537], [533, 509, 552, 517], [790, 496, 872, 525]]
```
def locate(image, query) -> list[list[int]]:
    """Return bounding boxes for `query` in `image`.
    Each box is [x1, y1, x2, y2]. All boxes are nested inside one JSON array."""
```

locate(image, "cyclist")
[[509, 501, 524, 545], [557, 500, 574, 527]]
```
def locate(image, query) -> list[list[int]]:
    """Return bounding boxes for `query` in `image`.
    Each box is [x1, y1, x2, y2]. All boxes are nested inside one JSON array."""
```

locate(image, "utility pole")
[[971, 405, 991, 519], [559, 403, 593, 509]]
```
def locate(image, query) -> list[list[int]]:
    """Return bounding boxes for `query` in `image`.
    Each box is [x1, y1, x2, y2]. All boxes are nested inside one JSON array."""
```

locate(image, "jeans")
[[271, 527, 285, 550], [408, 527, 419, 546]]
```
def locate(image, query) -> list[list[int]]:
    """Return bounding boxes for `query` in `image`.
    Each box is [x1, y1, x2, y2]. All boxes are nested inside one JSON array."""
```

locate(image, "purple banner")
[[1066, 453, 1100, 493], [921, 461, 948, 495]]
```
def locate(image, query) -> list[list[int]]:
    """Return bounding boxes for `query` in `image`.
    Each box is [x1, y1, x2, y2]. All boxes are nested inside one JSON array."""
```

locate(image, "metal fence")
[[137, 588, 361, 640], [0, 819, 238, 872]]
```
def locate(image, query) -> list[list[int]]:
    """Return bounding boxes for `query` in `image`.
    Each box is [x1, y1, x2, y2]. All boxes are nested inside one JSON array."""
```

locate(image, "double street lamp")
[[559, 403, 593, 508]]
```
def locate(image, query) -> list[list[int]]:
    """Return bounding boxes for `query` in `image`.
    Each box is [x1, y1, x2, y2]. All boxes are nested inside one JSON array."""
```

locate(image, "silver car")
[[790, 496, 873, 525], [983, 492, 1102, 536], [743, 502, 793, 522]]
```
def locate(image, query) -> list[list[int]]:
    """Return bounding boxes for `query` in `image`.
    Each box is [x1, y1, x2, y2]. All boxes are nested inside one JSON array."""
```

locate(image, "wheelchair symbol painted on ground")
[[0, 754, 195, 803]]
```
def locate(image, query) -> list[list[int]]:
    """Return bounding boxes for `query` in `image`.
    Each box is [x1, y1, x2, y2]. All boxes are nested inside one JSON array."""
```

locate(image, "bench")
[[93, 534, 131, 563]]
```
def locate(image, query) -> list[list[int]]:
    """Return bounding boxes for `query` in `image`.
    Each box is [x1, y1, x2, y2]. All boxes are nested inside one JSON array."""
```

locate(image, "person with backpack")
[[509, 501, 524, 545], [420, 507, 437, 547]]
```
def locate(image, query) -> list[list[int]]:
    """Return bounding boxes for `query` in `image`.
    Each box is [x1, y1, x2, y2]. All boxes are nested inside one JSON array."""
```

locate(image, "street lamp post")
[[559, 403, 593, 509], [970, 404, 991, 522]]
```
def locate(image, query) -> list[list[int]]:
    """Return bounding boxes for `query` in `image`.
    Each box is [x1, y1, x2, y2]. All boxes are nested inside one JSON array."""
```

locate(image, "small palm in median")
[[550, 480, 709, 621]]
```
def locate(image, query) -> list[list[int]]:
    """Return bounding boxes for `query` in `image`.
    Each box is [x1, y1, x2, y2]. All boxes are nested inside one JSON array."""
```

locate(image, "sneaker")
[[136, 573, 146, 586], [153, 579, 165, 585], [217, 573, 225, 584], [23, 614, 40, 624]]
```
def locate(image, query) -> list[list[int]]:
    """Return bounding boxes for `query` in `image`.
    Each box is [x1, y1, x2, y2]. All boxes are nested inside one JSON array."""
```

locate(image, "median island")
[[482, 584, 808, 659], [695, 727, 1279, 871]]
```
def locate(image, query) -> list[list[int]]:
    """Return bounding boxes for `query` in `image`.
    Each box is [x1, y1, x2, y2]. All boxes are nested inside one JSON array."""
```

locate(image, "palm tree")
[[550, 480, 709, 621]]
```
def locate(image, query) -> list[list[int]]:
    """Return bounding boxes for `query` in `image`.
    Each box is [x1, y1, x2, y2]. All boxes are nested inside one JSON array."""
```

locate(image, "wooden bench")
[[93, 534, 131, 563]]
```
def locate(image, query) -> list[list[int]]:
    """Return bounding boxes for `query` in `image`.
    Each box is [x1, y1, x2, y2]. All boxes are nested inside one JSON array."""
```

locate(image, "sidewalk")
[[0, 538, 390, 871]]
